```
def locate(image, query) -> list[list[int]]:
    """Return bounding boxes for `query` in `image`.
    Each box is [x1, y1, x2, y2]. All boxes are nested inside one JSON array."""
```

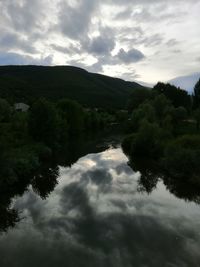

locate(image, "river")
[[0, 139, 200, 267]]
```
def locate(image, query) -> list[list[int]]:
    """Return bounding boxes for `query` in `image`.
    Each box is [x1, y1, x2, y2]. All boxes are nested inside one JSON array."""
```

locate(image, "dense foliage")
[[0, 97, 115, 188], [123, 81, 200, 186], [153, 82, 192, 110], [193, 78, 200, 108]]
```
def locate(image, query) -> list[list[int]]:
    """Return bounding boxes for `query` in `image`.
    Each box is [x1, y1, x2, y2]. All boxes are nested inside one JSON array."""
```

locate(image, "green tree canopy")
[[0, 98, 12, 123], [193, 78, 200, 108], [57, 99, 85, 135], [130, 102, 156, 131], [153, 82, 191, 111], [127, 88, 153, 112], [194, 108, 200, 130], [29, 99, 59, 146], [152, 94, 172, 122]]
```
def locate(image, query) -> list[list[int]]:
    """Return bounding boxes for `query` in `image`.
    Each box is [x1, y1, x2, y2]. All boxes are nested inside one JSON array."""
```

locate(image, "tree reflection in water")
[[0, 164, 59, 233], [1, 136, 200, 234], [0, 144, 200, 267], [126, 153, 200, 204], [0, 134, 116, 233], [32, 165, 59, 200], [128, 159, 160, 194]]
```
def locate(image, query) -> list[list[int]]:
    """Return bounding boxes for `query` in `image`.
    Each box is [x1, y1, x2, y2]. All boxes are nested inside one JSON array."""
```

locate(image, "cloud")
[[166, 38, 179, 47], [117, 48, 145, 63], [0, 31, 37, 54], [0, 0, 199, 83], [1, 148, 200, 266], [58, 0, 97, 40], [86, 32, 115, 56], [0, 0, 46, 33], [0, 52, 53, 66]]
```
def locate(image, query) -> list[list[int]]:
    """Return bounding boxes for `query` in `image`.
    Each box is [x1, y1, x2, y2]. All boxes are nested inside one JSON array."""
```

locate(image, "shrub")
[[163, 135, 200, 182]]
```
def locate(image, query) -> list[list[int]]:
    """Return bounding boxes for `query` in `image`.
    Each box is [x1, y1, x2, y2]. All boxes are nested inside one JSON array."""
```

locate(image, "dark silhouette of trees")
[[194, 109, 200, 130], [193, 78, 200, 108], [57, 99, 84, 135], [123, 82, 200, 186], [0, 98, 12, 122], [163, 135, 200, 180], [29, 99, 59, 147], [153, 82, 192, 111], [127, 88, 153, 112]]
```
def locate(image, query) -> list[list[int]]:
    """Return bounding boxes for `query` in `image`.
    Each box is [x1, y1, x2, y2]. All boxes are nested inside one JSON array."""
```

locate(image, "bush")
[[122, 120, 163, 159], [122, 133, 137, 155], [163, 135, 200, 182], [130, 102, 156, 132]]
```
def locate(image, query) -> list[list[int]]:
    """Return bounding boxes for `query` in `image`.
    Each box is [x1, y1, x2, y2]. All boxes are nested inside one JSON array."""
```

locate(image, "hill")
[[0, 65, 146, 109]]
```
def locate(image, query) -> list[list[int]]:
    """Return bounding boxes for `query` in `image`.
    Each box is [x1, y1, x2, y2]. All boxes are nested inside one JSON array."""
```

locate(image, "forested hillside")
[[0, 65, 146, 108]]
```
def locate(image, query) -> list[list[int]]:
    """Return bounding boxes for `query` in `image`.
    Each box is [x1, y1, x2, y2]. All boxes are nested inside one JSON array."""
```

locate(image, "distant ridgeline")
[[0, 65, 146, 109]]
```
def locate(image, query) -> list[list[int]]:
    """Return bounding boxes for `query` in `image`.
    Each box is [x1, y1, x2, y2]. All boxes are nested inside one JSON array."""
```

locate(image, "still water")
[[0, 142, 200, 266]]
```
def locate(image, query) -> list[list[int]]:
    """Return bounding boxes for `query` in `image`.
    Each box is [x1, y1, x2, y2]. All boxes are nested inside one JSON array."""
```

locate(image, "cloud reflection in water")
[[0, 148, 200, 267]]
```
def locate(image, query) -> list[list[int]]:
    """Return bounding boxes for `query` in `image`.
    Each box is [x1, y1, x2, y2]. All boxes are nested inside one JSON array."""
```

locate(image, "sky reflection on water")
[[0, 148, 200, 267]]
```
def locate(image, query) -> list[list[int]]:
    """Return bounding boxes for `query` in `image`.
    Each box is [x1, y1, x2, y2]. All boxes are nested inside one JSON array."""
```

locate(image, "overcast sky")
[[0, 0, 199, 84]]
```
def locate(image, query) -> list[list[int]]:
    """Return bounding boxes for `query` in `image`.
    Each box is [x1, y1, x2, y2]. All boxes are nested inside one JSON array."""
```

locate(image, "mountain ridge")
[[0, 65, 147, 109]]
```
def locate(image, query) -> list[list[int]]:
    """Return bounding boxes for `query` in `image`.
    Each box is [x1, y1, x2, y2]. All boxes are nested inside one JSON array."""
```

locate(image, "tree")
[[0, 98, 12, 123], [133, 119, 162, 158], [194, 108, 200, 130], [130, 102, 156, 131], [193, 78, 200, 108], [29, 99, 59, 147], [127, 88, 153, 112], [171, 106, 188, 124], [152, 94, 171, 122], [153, 82, 191, 111], [57, 99, 84, 135], [123, 119, 162, 158], [164, 135, 200, 181]]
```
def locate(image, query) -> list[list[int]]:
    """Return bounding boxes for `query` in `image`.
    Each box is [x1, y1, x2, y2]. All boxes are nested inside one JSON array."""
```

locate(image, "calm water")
[[0, 145, 200, 267]]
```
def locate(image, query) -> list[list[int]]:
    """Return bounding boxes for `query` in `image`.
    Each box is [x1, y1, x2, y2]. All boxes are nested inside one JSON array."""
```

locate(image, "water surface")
[[0, 147, 200, 267]]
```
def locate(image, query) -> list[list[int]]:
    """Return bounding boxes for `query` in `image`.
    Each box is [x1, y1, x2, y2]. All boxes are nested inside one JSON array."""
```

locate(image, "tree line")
[[122, 78, 200, 186], [0, 98, 117, 188]]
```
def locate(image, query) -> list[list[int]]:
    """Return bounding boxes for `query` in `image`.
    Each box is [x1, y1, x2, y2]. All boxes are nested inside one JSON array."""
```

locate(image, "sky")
[[0, 0, 199, 86]]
